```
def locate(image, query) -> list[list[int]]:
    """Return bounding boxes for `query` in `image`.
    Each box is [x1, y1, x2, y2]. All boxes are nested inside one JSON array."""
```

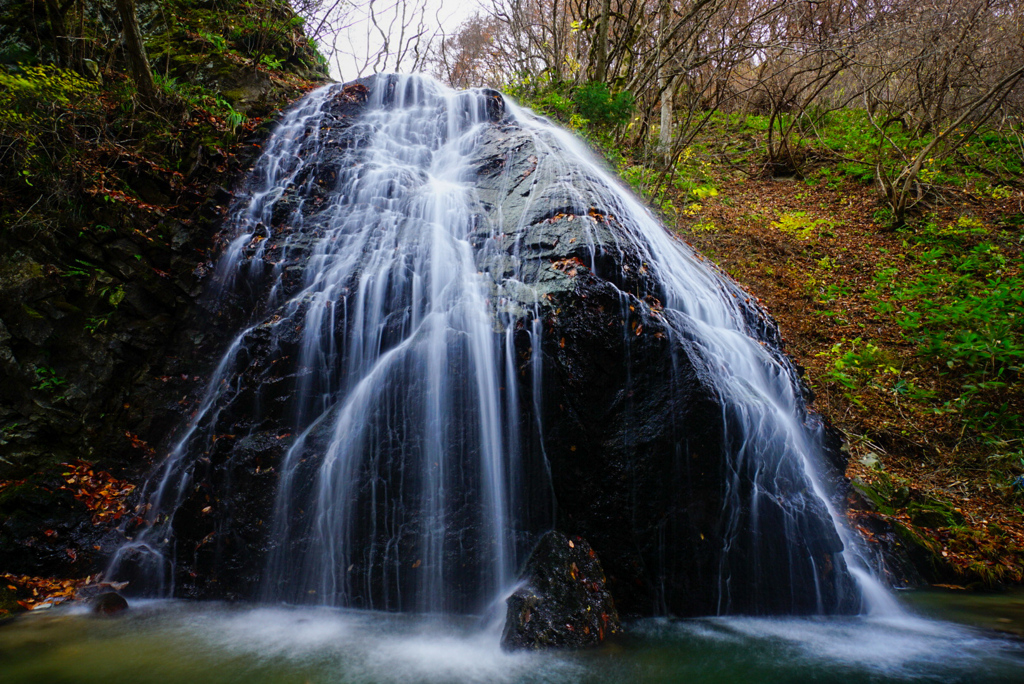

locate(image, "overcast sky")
[[320, 1, 479, 82]]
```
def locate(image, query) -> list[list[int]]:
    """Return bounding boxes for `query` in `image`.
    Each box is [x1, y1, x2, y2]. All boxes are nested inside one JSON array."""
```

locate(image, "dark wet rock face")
[[502, 531, 620, 650], [464, 102, 857, 617], [847, 477, 964, 589], [105, 75, 859, 617], [0, 471, 108, 577]]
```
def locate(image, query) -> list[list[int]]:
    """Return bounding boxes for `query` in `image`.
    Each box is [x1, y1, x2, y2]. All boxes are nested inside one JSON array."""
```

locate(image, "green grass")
[[864, 216, 1024, 442]]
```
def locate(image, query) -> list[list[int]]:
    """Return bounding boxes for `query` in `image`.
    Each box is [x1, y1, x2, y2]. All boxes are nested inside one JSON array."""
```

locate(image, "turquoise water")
[[1, 599, 1022, 683]]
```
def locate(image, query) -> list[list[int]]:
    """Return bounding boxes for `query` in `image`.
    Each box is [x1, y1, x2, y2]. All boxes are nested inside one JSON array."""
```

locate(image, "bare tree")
[[294, 0, 440, 79], [431, 13, 512, 88], [114, 0, 158, 106], [426, 0, 1023, 223], [845, 0, 1024, 223]]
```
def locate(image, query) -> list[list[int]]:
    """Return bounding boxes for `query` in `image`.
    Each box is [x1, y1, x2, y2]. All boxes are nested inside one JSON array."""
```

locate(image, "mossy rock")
[[851, 479, 891, 514], [850, 474, 910, 515], [890, 520, 954, 584], [907, 500, 965, 529]]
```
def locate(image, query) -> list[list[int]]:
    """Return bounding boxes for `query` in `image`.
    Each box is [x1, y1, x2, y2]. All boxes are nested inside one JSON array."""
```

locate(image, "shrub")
[[573, 81, 634, 127]]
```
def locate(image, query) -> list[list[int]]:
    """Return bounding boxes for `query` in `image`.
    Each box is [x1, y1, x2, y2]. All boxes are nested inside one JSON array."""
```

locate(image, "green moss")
[[851, 479, 893, 515], [908, 501, 966, 529], [892, 520, 940, 555], [851, 472, 911, 515], [0, 257, 45, 289]]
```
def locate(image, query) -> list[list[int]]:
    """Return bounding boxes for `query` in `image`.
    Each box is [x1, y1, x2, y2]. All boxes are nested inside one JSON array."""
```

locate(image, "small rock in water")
[[75, 581, 129, 601], [501, 530, 620, 650], [89, 592, 128, 616]]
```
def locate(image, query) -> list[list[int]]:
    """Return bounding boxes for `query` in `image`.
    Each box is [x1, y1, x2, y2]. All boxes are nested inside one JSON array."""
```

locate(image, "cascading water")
[[109, 74, 892, 618]]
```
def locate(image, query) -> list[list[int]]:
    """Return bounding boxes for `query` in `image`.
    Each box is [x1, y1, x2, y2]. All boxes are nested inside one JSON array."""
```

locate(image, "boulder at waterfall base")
[[502, 531, 620, 650]]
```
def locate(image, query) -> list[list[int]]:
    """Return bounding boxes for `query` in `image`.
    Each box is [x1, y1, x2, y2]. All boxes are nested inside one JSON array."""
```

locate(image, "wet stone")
[[502, 531, 620, 650], [88, 592, 129, 616]]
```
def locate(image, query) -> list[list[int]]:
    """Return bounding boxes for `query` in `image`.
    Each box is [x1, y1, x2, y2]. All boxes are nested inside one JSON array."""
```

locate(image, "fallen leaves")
[[551, 256, 585, 277], [125, 431, 156, 456], [59, 460, 136, 525], [521, 155, 538, 180], [543, 211, 587, 224], [336, 83, 369, 103], [1, 573, 98, 612]]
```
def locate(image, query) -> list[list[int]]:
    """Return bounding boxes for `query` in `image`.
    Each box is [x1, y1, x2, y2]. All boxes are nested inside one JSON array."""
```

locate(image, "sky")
[[316, 1, 479, 82]]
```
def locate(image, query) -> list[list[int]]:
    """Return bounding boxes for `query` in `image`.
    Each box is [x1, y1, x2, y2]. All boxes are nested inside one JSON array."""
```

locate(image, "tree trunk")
[[657, 0, 672, 155], [44, 0, 72, 67], [659, 72, 674, 154], [594, 0, 611, 82], [114, 0, 158, 106]]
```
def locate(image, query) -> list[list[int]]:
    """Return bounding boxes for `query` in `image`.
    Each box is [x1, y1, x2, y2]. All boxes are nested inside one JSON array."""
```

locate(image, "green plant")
[[0, 65, 98, 115], [772, 211, 831, 240], [78, 224, 115, 238], [198, 31, 228, 52], [532, 91, 574, 120], [806, 166, 844, 190], [817, 282, 850, 304], [259, 54, 284, 70], [97, 284, 125, 308], [215, 98, 247, 132], [573, 82, 634, 127], [816, 256, 838, 271], [817, 337, 898, 391], [61, 259, 95, 279], [0, 65, 99, 181], [154, 76, 247, 134], [690, 184, 718, 201], [889, 377, 937, 402], [866, 227, 1024, 440], [85, 314, 112, 333], [985, 185, 1014, 200], [0, 422, 20, 448], [620, 164, 676, 214], [32, 366, 67, 392]]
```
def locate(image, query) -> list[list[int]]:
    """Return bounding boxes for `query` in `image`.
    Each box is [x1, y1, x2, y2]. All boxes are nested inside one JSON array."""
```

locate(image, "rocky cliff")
[[0, 0, 327, 609]]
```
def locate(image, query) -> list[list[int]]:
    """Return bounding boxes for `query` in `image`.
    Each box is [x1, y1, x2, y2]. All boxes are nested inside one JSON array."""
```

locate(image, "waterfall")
[[108, 74, 891, 617], [505, 103, 896, 615]]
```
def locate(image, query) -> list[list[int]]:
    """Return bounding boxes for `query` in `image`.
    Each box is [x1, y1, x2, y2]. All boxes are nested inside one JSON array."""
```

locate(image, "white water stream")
[[109, 74, 893, 618]]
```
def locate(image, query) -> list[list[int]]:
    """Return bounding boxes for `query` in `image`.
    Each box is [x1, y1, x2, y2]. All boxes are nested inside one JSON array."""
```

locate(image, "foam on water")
[[180, 605, 573, 684], [4, 602, 1023, 683], [643, 613, 1024, 679]]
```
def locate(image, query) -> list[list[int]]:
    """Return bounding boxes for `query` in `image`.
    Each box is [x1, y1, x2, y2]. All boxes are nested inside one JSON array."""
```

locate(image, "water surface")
[[2, 600, 1021, 683]]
